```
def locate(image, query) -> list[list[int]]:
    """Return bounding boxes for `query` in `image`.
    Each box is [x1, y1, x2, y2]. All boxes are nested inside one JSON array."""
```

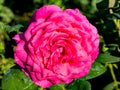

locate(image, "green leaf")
[[82, 62, 106, 80], [66, 81, 78, 90], [0, 0, 4, 4], [0, 23, 6, 32], [96, 53, 120, 63], [103, 82, 115, 90], [49, 84, 66, 90], [2, 69, 38, 90], [78, 80, 91, 90], [103, 82, 120, 90], [0, 6, 14, 23], [112, 13, 120, 19], [67, 79, 91, 90], [5, 24, 23, 33]]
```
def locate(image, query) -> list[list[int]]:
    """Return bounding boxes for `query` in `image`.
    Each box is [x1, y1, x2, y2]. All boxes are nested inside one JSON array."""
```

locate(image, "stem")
[[108, 64, 119, 90], [117, 20, 120, 38]]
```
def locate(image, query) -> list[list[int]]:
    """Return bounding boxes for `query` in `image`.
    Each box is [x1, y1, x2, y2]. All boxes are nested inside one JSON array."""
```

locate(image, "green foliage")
[[0, 56, 15, 78], [0, 0, 14, 24], [103, 82, 120, 90], [82, 62, 106, 80], [0, 23, 17, 79], [103, 82, 116, 90], [0, 0, 120, 90], [66, 79, 91, 90], [49, 84, 66, 90], [96, 53, 120, 63], [2, 69, 38, 90], [96, 0, 120, 44], [5, 24, 23, 33], [1, 61, 106, 90]]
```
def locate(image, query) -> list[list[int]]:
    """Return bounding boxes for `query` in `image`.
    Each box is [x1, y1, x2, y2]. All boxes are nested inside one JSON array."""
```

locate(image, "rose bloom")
[[13, 5, 99, 88]]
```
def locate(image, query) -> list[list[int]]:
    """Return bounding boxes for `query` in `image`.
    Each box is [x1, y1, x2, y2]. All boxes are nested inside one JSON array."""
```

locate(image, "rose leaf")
[[2, 69, 38, 90], [66, 79, 91, 90], [81, 61, 107, 80], [96, 53, 120, 64]]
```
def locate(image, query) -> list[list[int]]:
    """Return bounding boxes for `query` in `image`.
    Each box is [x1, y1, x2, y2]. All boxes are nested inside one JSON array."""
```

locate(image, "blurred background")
[[0, 0, 120, 90]]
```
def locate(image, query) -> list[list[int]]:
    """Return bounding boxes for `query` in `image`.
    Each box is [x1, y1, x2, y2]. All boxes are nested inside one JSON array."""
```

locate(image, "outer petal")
[[32, 5, 62, 21], [35, 80, 53, 88], [14, 34, 27, 68], [13, 34, 24, 43], [64, 9, 87, 22]]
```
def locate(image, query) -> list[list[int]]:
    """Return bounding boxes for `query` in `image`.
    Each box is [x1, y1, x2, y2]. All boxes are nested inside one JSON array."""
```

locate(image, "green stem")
[[108, 64, 119, 90]]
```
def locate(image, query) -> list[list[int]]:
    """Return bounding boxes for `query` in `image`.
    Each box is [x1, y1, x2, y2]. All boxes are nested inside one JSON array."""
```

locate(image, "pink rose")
[[13, 5, 99, 88]]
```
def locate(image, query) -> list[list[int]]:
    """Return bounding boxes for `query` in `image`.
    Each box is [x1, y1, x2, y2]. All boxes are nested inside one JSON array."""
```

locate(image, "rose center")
[[56, 47, 65, 55]]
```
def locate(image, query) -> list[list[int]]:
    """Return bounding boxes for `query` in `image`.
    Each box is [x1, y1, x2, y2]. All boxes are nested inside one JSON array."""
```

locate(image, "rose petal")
[[32, 5, 62, 21]]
